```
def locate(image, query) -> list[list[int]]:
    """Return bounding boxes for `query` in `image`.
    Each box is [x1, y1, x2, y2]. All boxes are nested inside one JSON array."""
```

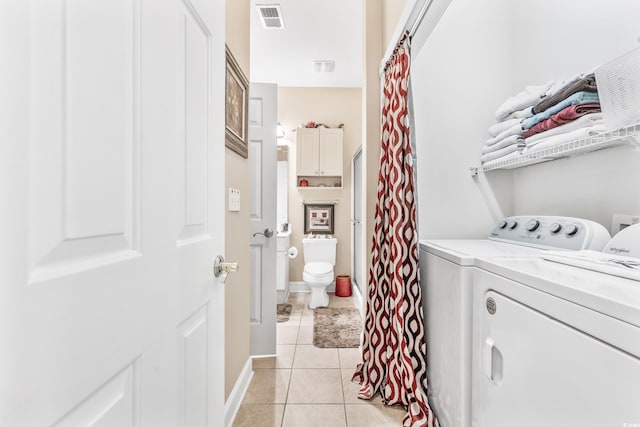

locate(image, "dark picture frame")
[[303, 203, 335, 235], [225, 45, 249, 158]]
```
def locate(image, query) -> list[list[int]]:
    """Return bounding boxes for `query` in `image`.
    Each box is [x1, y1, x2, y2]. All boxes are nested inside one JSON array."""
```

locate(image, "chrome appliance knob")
[[507, 220, 518, 230], [549, 223, 562, 234], [565, 224, 579, 236], [525, 219, 540, 232], [497, 220, 508, 229]]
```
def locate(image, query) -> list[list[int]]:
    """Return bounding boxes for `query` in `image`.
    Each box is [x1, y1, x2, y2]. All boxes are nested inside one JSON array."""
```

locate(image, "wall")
[[278, 87, 362, 282], [358, 0, 411, 306], [411, 0, 640, 238], [224, 0, 250, 401], [509, 0, 640, 232], [411, 0, 511, 239]]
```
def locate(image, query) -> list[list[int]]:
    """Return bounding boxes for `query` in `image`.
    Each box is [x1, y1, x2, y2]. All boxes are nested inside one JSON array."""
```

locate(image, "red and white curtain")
[[352, 34, 439, 427]]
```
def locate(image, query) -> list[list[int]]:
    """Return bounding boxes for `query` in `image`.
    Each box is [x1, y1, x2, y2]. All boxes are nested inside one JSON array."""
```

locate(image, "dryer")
[[419, 216, 610, 427], [472, 254, 640, 426]]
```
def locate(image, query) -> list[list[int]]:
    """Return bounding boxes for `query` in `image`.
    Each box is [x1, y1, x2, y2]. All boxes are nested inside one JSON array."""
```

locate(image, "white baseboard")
[[224, 357, 253, 427], [289, 281, 336, 293], [288, 281, 309, 293]]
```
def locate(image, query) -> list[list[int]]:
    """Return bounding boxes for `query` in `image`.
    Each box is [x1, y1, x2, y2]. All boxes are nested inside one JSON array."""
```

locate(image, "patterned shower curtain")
[[352, 34, 439, 427]]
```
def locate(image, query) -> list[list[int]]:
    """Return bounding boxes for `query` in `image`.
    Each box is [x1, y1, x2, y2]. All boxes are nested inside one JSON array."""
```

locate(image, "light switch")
[[228, 188, 241, 212]]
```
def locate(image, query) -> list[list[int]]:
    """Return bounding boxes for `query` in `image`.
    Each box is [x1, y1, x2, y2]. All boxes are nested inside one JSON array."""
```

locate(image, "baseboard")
[[224, 357, 253, 427], [289, 281, 336, 293], [288, 281, 309, 293]]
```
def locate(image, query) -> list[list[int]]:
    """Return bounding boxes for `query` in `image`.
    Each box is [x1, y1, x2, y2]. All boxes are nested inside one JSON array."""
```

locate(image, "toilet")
[[302, 236, 338, 309]]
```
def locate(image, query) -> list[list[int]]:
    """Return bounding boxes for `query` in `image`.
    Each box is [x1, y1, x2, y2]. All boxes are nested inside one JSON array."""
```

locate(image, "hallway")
[[233, 292, 406, 426]]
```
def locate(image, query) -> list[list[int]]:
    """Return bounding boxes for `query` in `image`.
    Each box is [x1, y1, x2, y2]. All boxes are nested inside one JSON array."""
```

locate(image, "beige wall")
[[225, 0, 250, 401], [382, 0, 407, 47], [278, 87, 362, 283], [362, 0, 406, 297]]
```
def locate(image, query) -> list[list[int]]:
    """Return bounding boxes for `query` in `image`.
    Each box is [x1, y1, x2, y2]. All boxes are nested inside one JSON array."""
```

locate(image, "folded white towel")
[[488, 118, 522, 138], [481, 142, 524, 163], [495, 81, 554, 121], [506, 105, 534, 120], [524, 124, 606, 153], [483, 134, 524, 154], [485, 123, 523, 147], [541, 250, 640, 282], [481, 151, 522, 169]]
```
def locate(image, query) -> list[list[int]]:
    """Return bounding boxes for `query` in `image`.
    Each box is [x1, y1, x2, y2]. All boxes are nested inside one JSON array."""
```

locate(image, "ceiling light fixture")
[[312, 60, 335, 73]]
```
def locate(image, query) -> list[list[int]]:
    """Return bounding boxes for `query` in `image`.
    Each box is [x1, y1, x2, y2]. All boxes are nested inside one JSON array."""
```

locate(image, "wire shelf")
[[476, 123, 640, 173]]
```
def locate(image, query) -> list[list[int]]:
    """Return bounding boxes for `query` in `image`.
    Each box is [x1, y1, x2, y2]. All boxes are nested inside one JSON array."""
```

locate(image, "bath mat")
[[277, 303, 292, 323], [313, 307, 361, 348]]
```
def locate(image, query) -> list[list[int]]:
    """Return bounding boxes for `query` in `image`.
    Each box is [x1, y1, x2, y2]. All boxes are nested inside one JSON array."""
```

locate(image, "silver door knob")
[[253, 228, 274, 238], [213, 255, 238, 278]]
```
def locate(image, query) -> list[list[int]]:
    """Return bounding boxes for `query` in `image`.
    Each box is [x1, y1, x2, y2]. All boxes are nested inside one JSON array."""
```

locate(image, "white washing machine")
[[419, 216, 610, 427], [471, 227, 640, 426]]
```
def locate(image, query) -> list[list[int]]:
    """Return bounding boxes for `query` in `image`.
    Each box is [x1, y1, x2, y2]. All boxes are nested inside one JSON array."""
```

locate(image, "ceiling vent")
[[256, 4, 285, 29], [312, 60, 335, 73]]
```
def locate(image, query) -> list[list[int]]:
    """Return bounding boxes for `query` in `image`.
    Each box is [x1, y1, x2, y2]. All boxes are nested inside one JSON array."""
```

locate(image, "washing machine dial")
[[525, 219, 540, 232], [549, 223, 562, 234], [497, 220, 508, 229], [565, 224, 579, 236]]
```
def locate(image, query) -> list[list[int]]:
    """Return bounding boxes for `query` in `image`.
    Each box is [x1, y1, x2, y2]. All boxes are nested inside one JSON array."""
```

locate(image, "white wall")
[[412, 0, 513, 239], [413, 0, 640, 237], [509, 0, 640, 232]]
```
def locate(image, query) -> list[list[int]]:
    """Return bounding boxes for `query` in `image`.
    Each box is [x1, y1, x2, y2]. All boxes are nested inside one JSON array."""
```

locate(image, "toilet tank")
[[302, 237, 337, 265]]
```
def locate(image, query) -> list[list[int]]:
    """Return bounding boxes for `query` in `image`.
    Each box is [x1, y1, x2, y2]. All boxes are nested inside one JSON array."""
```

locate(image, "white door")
[[249, 83, 278, 356], [351, 146, 365, 298], [1, 1, 226, 425]]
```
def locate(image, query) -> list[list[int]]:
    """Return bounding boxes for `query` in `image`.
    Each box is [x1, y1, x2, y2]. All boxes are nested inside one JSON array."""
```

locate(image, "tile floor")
[[233, 292, 406, 427]]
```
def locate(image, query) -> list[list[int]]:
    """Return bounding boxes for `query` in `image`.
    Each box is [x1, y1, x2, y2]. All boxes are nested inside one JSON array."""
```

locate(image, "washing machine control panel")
[[488, 216, 611, 251]]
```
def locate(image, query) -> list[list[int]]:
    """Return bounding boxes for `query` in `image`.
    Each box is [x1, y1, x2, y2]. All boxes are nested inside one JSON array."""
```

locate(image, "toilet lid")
[[305, 262, 333, 275]]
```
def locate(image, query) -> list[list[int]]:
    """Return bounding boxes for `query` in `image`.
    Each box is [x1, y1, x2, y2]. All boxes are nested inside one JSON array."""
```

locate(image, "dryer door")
[[476, 290, 640, 427]]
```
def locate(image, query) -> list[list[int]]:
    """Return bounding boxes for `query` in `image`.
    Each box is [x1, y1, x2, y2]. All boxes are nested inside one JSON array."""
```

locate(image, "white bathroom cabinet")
[[296, 127, 343, 188]]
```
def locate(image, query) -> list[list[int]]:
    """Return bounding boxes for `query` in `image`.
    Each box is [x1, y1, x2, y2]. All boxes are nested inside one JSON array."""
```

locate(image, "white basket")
[[595, 47, 640, 131]]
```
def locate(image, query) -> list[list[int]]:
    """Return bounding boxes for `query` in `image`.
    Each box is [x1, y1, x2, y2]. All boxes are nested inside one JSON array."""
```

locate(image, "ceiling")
[[249, 0, 363, 88]]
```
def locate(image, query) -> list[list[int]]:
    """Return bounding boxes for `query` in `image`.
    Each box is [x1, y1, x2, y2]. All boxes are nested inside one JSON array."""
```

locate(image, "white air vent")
[[312, 60, 335, 73], [256, 4, 285, 29]]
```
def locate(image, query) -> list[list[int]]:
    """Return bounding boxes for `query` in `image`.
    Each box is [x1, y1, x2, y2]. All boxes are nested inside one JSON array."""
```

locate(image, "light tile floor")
[[233, 292, 406, 427]]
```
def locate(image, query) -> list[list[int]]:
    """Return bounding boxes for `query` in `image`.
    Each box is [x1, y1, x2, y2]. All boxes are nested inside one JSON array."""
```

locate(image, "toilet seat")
[[303, 262, 334, 284], [304, 262, 333, 275]]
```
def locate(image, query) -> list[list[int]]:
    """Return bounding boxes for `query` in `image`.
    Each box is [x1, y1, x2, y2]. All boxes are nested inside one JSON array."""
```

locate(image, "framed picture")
[[225, 45, 249, 158], [304, 203, 335, 235]]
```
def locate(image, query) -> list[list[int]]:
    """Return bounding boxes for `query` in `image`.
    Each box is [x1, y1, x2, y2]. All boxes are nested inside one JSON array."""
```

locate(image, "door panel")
[[296, 129, 319, 175], [319, 128, 343, 176], [28, 0, 140, 284], [53, 360, 141, 427], [1, 0, 225, 425], [249, 83, 277, 356]]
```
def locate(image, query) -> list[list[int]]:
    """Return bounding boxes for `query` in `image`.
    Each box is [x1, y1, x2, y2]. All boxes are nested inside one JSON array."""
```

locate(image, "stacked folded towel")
[[481, 82, 553, 165], [522, 73, 604, 151], [482, 72, 605, 166]]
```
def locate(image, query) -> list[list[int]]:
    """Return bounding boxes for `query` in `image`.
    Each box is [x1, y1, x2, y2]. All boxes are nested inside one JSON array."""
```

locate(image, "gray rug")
[[277, 303, 292, 323], [313, 307, 361, 348]]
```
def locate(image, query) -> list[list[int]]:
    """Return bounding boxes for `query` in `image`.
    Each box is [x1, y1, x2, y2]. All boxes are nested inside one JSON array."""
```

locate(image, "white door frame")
[[351, 145, 364, 314]]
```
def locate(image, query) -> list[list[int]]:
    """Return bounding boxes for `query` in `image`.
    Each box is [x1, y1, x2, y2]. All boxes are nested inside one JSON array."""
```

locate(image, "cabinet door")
[[319, 128, 343, 176], [297, 128, 320, 175]]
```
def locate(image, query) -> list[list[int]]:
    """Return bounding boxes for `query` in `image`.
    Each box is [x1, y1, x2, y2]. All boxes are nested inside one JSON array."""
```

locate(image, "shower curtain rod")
[[379, 0, 435, 76]]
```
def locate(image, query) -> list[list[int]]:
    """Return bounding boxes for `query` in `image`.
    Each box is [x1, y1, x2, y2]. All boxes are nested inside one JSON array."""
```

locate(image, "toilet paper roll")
[[286, 246, 298, 259]]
